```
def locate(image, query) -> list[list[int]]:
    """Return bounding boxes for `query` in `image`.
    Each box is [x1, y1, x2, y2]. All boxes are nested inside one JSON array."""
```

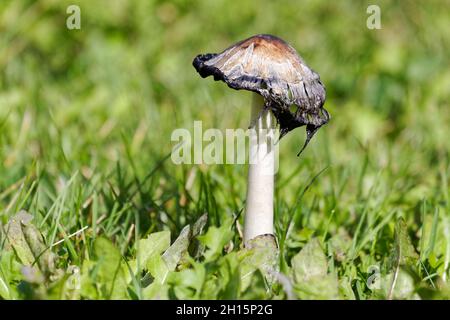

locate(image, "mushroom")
[[193, 34, 329, 245]]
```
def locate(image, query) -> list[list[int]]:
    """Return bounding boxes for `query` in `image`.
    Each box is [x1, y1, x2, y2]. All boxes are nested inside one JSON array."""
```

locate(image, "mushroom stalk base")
[[244, 94, 276, 245]]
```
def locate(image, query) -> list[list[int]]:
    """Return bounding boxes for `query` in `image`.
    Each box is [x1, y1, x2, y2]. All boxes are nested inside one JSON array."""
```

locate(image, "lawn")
[[0, 0, 449, 300]]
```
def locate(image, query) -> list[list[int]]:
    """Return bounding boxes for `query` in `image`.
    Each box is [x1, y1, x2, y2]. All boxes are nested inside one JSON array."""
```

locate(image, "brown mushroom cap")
[[193, 34, 329, 155]]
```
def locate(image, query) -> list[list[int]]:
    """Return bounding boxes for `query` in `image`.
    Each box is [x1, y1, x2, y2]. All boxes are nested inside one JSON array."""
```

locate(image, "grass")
[[0, 0, 450, 299]]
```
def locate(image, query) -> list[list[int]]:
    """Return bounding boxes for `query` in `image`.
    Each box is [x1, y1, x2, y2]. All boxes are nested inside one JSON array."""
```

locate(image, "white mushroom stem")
[[244, 93, 276, 244]]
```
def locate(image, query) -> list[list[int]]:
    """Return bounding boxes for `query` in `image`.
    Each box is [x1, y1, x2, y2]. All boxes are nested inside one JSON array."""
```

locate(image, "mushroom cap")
[[193, 34, 329, 155]]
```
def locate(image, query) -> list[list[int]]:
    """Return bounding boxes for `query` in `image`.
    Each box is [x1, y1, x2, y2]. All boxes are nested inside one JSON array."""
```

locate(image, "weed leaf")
[[291, 238, 339, 299], [387, 218, 419, 299], [88, 237, 129, 299], [137, 231, 170, 268]]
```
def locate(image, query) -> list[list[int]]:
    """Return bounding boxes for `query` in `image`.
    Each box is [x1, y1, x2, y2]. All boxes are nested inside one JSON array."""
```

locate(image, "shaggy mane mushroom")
[[193, 34, 329, 244]]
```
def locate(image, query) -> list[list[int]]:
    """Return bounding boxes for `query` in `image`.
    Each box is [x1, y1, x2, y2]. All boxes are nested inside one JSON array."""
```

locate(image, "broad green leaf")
[[373, 269, 417, 300], [197, 223, 233, 262], [90, 237, 129, 299], [218, 253, 241, 299], [291, 238, 339, 299], [0, 251, 23, 299], [389, 218, 419, 269], [147, 254, 170, 283], [142, 282, 169, 300], [387, 218, 419, 299], [167, 261, 206, 299], [291, 238, 327, 282], [293, 273, 340, 300], [137, 230, 170, 268], [392, 270, 417, 299], [80, 261, 98, 299], [240, 269, 272, 299]]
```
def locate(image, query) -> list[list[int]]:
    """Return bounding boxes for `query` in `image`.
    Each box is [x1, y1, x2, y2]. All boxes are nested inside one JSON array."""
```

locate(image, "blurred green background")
[[0, 0, 449, 299]]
